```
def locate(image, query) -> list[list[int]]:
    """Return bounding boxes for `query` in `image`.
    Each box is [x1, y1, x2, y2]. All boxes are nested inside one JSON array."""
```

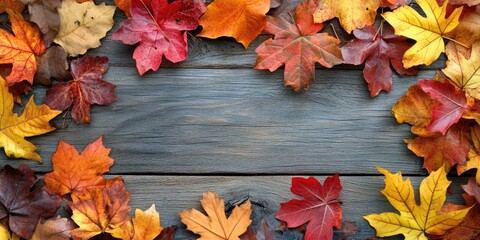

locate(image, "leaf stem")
[[330, 23, 340, 40], [443, 36, 469, 48]]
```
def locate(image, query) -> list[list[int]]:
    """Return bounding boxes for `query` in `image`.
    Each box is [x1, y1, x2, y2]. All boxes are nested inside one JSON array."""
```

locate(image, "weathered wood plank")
[[118, 175, 468, 239], [2, 68, 438, 175]]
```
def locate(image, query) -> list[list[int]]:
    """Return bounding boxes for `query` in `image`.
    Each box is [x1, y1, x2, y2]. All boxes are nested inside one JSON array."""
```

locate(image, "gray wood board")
[[118, 175, 469, 239], [1, 68, 439, 175]]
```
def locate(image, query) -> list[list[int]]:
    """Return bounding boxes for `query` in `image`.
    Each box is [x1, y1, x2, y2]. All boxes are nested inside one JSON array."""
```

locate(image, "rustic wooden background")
[[0, 4, 469, 239]]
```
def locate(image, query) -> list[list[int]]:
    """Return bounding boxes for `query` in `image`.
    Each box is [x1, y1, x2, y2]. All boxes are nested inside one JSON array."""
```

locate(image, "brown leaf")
[[26, 0, 61, 47], [0, 0, 24, 14], [35, 45, 70, 85], [31, 216, 76, 240], [154, 225, 177, 240]]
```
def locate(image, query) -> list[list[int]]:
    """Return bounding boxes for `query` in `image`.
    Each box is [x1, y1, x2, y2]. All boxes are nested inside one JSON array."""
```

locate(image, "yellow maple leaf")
[[364, 166, 471, 240], [54, 0, 115, 56], [0, 225, 20, 240], [457, 125, 480, 184], [0, 77, 60, 161], [313, 0, 379, 33], [111, 204, 163, 240], [443, 41, 480, 100], [179, 192, 252, 240], [382, 0, 463, 68]]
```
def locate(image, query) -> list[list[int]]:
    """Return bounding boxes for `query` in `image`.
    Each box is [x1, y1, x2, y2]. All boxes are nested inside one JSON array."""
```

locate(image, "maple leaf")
[[364, 166, 471, 240], [35, 45, 71, 85], [406, 122, 470, 172], [31, 216, 76, 240], [443, 41, 480, 100], [0, 76, 60, 161], [445, 5, 480, 49], [442, 195, 480, 240], [382, 0, 463, 68], [69, 180, 132, 239], [44, 137, 114, 196], [44, 55, 116, 124], [197, 0, 269, 48], [418, 79, 469, 134], [276, 175, 342, 240], [111, 204, 163, 240], [449, 0, 480, 7], [463, 178, 480, 203], [341, 25, 418, 96], [255, 0, 343, 92], [54, 0, 115, 57], [25, 0, 61, 47], [179, 192, 252, 240], [457, 125, 480, 184], [112, 0, 206, 75], [0, 10, 46, 84], [313, 0, 379, 33], [115, 0, 132, 16], [380, 0, 411, 9], [0, 164, 61, 239], [0, 0, 24, 14], [392, 84, 437, 135], [154, 226, 177, 240]]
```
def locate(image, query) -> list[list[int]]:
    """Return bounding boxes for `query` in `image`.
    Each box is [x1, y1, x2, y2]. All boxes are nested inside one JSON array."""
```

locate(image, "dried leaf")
[[115, 0, 131, 16], [0, 10, 46, 84], [44, 137, 114, 196], [26, 0, 61, 47], [382, 0, 463, 67], [364, 166, 471, 239], [458, 126, 480, 184], [44, 55, 116, 124], [0, 164, 61, 239], [54, 0, 115, 56], [276, 175, 342, 240], [34, 45, 70, 85], [255, 0, 343, 91], [313, 0, 380, 33], [31, 216, 76, 240], [0, 0, 24, 14], [446, 5, 480, 48], [0, 76, 60, 161], [179, 192, 252, 240], [197, 0, 269, 48], [154, 226, 177, 240]]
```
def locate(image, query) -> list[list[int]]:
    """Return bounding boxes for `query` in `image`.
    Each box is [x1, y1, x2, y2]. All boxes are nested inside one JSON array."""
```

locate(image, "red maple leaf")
[[418, 79, 469, 134], [111, 0, 206, 75], [0, 164, 61, 239], [341, 25, 418, 96], [255, 0, 343, 92], [276, 174, 342, 240], [44, 55, 116, 124]]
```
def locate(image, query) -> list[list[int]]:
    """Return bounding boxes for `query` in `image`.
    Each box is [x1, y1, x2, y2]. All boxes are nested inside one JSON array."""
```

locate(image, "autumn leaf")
[[0, 0, 24, 14], [0, 10, 46, 84], [341, 25, 418, 96], [115, 0, 131, 16], [31, 216, 76, 240], [255, 220, 274, 240], [443, 41, 480, 100], [313, 0, 379, 33], [0, 164, 61, 239], [0, 76, 60, 161], [406, 122, 470, 172], [382, 0, 463, 68], [457, 125, 480, 184], [69, 180, 132, 239], [255, 0, 343, 92], [197, 0, 269, 48], [463, 177, 480, 203], [155, 226, 177, 240], [179, 192, 252, 240], [380, 0, 411, 9], [392, 84, 437, 135], [44, 55, 116, 124], [0, 224, 20, 240], [418, 79, 469, 134], [364, 166, 471, 240], [449, 0, 480, 6], [54, 0, 115, 56], [112, 0, 206, 75], [44, 137, 114, 196], [25, 0, 61, 47], [445, 5, 480, 48], [276, 175, 342, 240], [35, 45, 71, 85]]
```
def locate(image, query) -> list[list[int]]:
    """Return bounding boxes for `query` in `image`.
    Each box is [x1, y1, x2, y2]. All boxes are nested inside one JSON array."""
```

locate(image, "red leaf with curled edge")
[[255, 0, 343, 92], [112, 0, 206, 75], [44, 55, 116, 124], [0, 164, 61, 239], [341, 25, 418, 97], [276, 174, 342, 240], [418, 79, 469, 135]]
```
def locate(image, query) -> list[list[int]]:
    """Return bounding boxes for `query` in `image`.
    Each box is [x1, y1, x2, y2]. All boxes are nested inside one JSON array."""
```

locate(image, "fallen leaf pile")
[[1, 0, 479, 239]]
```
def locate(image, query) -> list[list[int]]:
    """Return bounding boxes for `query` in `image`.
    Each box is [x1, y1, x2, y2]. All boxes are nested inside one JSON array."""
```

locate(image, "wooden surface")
[[0, 6, 468, 239]]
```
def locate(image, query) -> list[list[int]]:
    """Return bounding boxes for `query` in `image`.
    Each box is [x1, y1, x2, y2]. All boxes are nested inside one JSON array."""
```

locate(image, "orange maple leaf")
[[44, 137, 114, 196], [0, 0, 24, 14], [69, 180, 131, 239], [197, 0, 269, 48], [0, 10, 46, 84]]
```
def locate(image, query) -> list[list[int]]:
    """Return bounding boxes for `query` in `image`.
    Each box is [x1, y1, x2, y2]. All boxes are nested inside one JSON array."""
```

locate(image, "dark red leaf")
[[154, 225, 177, 240], [462, 178, 480, 203]]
